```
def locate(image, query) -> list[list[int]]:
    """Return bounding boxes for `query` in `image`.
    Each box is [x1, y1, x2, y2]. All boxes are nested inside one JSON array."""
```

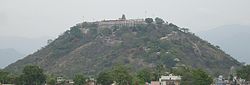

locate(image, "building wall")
[[97, 19, 145, 28], [160, 80, 180, 85]]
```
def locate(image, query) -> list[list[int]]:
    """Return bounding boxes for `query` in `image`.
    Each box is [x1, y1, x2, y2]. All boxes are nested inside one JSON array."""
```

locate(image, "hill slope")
[[5, 19, 241, 77], [197, 24, 250, 64]]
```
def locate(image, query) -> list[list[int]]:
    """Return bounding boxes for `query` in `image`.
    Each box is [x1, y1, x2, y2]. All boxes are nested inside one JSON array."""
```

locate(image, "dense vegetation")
[[236, 65, 250, 81], [0, 65, 46, 85], [2, 64, 250, 85], [1, 65, 214, 85], [96, 64, 213, 85], [5, 17, 241, 78], [73, 74, 86, 85]]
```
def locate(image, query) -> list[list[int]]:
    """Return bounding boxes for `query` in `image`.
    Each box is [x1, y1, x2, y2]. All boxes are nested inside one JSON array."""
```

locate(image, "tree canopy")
[[136, 68, 152, 84], [111, 65, 133, 85], [97, 71, 113, 85], [96, 65, 133, 85], [171, 67, 213, 85], [70, 26, 83, 38], [46, 75, 56, 85], [19, 65, 46, 85], [0, 70, 10, 84], [155, 17, 165, 24], [237, 65, 250, 80], [73, 74, 86, 85], [191, 69, 213, 85], [145, 18, 154, 24]]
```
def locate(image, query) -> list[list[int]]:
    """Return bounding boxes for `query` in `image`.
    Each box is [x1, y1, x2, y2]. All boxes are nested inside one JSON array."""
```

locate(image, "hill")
[[0, 48, 24, 68], [5, 17, 241, 77], [197, 24, 250, 64]]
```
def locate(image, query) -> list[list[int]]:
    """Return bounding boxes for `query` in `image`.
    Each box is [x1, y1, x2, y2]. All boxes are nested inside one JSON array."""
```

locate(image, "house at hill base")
[[212, 75, 250, 85], [159, 74, 181, 85], [146, 74, 181, 85]]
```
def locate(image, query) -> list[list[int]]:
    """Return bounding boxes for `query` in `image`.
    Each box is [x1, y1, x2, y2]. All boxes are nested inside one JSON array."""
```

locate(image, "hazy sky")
[[0, 0, 250, 38]]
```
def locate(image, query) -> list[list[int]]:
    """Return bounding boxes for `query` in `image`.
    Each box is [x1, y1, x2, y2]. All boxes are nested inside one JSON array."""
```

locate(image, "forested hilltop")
[[5, 16, 241, 77]]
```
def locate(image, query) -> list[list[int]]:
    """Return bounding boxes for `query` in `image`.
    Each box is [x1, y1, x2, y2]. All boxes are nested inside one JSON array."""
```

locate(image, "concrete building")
[[151, 81, 160, 85], [86, 78, 96, 85], [159, 74, 181, 85], [96, 15, 146, 28], [213, 75, 250, 85], [56, 76, 65, 84], [215, 75, 226, 85]]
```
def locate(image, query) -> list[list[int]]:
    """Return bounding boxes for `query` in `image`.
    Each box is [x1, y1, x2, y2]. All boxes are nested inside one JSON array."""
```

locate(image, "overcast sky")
[[0, 0, 250, 38]]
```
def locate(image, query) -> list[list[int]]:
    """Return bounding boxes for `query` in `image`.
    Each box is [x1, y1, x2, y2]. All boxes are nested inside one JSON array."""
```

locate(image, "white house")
[[159, 74, 181, 85]]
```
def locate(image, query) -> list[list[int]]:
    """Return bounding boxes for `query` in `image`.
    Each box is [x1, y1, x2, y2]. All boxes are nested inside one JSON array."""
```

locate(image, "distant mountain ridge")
[[0, 36, 51, 54], [5, 17, 241, 77], [0, 48, 24, 68], [197, 24, 250, 64], [0, 36, 51, 68]]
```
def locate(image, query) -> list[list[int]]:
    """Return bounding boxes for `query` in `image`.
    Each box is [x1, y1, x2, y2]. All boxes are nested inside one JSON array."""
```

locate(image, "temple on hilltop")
[[119, 14, 126, 20], [96, 14, 146, 28]]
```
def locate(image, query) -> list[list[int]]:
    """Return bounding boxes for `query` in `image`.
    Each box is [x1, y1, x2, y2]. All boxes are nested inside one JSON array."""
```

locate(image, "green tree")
[[20, 65, 46, 85], [15, 74, 25, 85], [191, 69, 213, 85], [169, 23, 178, 28], [173, 68, 212, 85], [155, 17, 165, 25], [73, 74, 86, 85], [111, 65, 132, 85], [229, 74, 234, 81], [170, 67, 194, 85], [237, 65, 250, 80], [46, 75, 56, 85], [97, 71, 113, 85], [70, 26, 83, 38], [145, 18, 153, 24], [47, 78, 56, 85], [152, 64, 165, 81], [137, 68, 152, 84], [0, 70, 9, 84], [7, 75, 17, 84], [101, 28, 112, 36]]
